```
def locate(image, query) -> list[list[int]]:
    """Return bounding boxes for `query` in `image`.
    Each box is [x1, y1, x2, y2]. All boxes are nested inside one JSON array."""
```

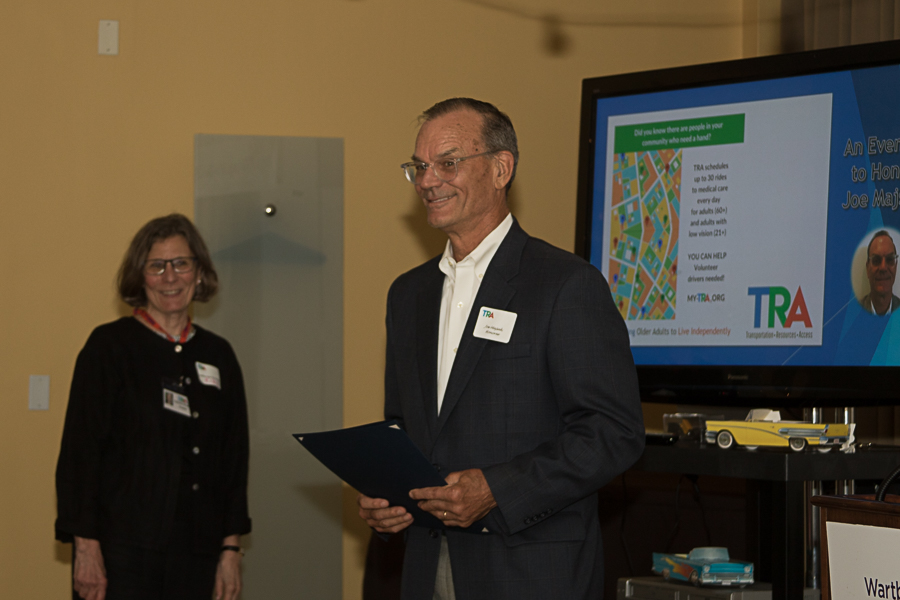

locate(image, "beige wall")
[[0, 0, 748, 597]]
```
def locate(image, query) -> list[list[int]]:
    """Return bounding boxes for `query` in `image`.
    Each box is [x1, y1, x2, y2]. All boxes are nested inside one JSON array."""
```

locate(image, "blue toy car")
[[652, 547, 754, 586]]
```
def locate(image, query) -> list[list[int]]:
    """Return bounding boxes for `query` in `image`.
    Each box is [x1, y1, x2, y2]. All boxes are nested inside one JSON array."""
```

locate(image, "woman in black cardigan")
[[56, 214, 251, 600]]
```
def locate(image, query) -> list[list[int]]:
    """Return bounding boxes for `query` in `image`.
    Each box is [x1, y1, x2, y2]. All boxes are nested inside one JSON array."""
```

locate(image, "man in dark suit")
[[358, 98, 644, 600]]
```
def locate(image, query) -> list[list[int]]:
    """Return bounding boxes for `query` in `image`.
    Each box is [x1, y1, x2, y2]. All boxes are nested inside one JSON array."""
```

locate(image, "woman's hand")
[[215, 535, 243, 600], [73, 536, 107, 600]]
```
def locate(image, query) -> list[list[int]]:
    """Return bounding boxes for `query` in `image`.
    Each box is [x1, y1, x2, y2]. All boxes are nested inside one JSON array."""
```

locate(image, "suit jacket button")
[[430, 529, 439, 538]]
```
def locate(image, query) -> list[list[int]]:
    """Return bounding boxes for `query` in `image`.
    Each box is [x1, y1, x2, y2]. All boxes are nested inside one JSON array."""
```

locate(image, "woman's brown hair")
[[117, 213, 218, 307]]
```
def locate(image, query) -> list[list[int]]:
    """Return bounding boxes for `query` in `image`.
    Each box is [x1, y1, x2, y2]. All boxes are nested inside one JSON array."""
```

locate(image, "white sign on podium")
[[826, 521, 900, 600]]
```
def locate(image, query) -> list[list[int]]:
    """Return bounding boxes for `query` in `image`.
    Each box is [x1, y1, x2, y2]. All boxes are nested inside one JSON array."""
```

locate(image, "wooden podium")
[[812, 494, 900, 600]]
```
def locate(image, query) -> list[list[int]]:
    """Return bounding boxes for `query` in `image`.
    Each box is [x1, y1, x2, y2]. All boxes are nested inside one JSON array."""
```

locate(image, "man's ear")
[[493, 151, 515, 190]]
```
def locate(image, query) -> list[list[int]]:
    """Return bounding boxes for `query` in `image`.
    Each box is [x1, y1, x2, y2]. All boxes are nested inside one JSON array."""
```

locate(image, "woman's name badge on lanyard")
[[162, 381, 191, 417]]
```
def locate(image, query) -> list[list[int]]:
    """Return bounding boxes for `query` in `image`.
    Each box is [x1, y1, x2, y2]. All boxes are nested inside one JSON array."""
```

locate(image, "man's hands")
[[358, 494, 415, 533], [73, 536, 107, 600], [359, 468, 497, 531], [411, 468, 497, 528]]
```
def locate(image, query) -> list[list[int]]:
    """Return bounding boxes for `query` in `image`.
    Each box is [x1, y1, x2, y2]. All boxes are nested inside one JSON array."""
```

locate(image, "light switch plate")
[[29, 375, 50, 410], [99, 20, 119, 56]]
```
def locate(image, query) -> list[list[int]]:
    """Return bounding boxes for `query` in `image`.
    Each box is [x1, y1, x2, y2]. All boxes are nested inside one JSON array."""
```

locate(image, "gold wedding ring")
[[443, 511, 447, 518]]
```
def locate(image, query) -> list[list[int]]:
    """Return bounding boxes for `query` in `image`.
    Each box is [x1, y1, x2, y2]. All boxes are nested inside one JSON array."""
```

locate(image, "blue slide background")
[[590, 65, 900, 366]]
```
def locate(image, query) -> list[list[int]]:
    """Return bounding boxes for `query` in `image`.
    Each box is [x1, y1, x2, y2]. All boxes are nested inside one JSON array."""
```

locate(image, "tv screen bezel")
[[575, 40, 900, 407]]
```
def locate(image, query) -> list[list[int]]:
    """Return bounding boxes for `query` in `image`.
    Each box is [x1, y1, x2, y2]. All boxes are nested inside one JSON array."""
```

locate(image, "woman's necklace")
[[133, 307, 192, 343]]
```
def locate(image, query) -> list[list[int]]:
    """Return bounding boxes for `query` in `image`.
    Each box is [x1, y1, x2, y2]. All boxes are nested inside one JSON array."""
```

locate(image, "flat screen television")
[[576, 40, 900, 406]]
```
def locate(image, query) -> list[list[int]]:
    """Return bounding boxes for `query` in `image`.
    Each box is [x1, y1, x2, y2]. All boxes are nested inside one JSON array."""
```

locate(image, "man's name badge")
[[162, 388, 191, 417], [196, 362, 221, 389], [473, 307, 517, 343]]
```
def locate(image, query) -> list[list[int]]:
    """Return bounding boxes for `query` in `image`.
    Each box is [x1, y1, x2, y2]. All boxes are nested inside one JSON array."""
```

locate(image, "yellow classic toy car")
[[704, 410, 854, 452]]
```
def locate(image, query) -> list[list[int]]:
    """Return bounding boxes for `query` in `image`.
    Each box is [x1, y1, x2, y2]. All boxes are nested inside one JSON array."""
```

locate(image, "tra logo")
[[481, 309, 494, 318], [747, 286, 812, 328]]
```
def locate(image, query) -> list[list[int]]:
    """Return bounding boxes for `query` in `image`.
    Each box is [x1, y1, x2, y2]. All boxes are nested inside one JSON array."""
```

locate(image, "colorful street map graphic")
[[608, 149, 680, 320]]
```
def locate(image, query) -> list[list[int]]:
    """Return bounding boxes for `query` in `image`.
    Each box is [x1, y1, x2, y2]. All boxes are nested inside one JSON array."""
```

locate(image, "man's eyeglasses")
[[401, 151, 496, 185], [144, 257, 198, 275], [868, 253, 898, 267]]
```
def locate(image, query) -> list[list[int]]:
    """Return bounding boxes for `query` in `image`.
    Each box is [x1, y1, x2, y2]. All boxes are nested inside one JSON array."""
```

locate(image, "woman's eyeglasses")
[[144, 257, 198, 275]]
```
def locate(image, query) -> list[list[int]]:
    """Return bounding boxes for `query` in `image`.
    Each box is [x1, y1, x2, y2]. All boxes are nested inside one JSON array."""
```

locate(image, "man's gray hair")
[[421, 98, 519, 191]]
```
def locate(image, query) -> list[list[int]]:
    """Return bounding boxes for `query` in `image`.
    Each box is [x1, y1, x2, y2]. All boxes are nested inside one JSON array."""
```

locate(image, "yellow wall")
[[0, 0, 747, 597]]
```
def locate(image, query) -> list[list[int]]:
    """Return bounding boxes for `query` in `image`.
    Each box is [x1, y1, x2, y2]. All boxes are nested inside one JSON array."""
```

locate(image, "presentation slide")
[[601, 95, 832, 347], [589, 65, 900, 366]]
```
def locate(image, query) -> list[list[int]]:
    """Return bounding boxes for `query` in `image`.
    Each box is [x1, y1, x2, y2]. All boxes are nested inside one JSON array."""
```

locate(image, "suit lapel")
[[433, 220, 528, 437], [416, 265, 443, 447]]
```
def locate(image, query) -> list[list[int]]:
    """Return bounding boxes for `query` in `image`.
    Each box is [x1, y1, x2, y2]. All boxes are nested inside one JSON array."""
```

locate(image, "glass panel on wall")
[[194, 134, 343, 599]]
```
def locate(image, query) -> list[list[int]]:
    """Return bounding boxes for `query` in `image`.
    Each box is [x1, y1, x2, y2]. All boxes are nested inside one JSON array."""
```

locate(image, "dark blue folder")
[[293, 420, 447, 529]]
